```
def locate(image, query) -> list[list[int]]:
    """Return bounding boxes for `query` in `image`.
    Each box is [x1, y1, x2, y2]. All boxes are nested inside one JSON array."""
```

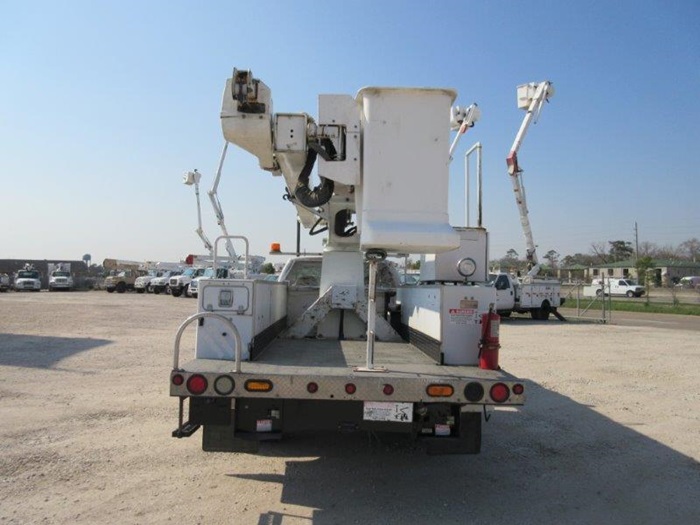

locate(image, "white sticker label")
[[434, 424, 451, 436], [363, 402, 413, 422], [256, 419, 273, 432]]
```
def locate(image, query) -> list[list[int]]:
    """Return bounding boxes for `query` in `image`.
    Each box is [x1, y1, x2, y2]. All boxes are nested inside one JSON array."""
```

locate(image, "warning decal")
[[449, 308, 476, 325]]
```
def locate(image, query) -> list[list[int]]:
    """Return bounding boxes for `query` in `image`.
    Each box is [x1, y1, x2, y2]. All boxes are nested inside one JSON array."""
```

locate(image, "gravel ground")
[[1, 291, 699, 525]]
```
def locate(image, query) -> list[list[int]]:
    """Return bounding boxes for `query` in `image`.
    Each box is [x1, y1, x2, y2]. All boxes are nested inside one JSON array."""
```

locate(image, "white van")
[[584, 278, 645, 298], [678, 276, 700, 289]]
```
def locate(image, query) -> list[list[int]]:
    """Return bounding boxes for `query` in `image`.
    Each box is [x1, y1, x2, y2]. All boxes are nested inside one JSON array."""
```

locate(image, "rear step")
[[172, 421, 201, 438]]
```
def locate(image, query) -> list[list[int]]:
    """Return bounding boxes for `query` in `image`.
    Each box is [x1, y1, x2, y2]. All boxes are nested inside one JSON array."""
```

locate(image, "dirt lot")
[[1, 292, 699, 524]]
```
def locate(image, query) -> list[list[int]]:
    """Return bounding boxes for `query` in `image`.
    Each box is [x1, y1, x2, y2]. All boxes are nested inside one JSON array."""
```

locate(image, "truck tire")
[[136, 288, 145, 294], [595, 289, 603, 297], [116, 282, 126, 293], [626, 290, 634, 298], [106, 288, 115, 293], [165, 284, 171, 295], [539, 300, 551, 321], [171, 288, 182, 297]]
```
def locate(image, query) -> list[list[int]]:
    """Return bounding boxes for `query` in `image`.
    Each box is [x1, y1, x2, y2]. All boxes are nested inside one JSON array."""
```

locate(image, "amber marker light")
[[270, 243, 281, 253], [245, 379, 273, 392], [426, 384, 454, 397]]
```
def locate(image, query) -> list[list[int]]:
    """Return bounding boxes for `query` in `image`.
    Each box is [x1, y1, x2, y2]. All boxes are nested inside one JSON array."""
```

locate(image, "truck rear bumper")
[[175, 397, 486, 454]]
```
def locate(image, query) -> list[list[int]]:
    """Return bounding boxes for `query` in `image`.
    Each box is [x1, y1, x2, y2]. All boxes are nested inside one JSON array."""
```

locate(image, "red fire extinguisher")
[[479, 306, 500, 370]]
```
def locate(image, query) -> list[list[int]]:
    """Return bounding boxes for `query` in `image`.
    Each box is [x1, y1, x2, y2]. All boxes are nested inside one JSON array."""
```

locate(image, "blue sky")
[[1, 0, 698, 265]]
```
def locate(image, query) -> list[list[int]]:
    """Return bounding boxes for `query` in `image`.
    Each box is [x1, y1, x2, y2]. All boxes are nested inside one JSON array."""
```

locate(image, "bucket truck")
[[103, 258, 145, 293], [169, 68, 526, 455], [14, 264, 42, 292], [48, 263, 73, 291], [491, 81, 564, 321]]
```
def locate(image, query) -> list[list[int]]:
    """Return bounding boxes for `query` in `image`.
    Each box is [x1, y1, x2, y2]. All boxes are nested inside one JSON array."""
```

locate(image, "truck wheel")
[[171, 288, 182, 297], [165, 285, 171, 295], [626, 290, 634, 298], [147, 284, 153, 293], [595, 289, 603, 297], [153, 287, 160, 295], [184, 284, 190, 297], [116, 282, 126, 293], [107, 288, 115, 293], [136, 288, 145, 294], [539, 301, 551, 321]]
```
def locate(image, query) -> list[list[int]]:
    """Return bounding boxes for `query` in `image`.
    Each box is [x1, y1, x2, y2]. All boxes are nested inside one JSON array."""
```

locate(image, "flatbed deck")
[[180, 338, 510, 381]]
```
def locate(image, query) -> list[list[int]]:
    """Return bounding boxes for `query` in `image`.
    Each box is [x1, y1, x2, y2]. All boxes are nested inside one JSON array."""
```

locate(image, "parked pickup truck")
[[584, 278, 645, 298]]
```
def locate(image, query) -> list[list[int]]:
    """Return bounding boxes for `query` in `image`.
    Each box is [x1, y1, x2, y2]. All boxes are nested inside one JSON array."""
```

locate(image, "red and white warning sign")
[[449, 308, 476, 324]]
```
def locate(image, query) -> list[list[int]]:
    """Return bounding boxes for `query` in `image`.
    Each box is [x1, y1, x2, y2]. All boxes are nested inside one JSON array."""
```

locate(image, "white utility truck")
[[48, 263, 73, 291], [489, 272, 562, 320], [170, 69, 525, 455], [14, 264, 41, 292], [493, 81, 563, 320], [170, 267, 206, 297]]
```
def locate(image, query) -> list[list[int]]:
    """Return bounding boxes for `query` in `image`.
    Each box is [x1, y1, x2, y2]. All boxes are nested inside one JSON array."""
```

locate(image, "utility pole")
[[634, 221, 639, 261]]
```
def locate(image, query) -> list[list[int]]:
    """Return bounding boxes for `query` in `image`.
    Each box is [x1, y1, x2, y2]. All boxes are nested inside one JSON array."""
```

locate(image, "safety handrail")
[[172, 312, 243, 373], [213, 235, 249, 279]]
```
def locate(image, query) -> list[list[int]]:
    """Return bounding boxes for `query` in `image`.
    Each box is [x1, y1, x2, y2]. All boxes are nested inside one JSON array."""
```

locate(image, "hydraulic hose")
[[294, 148, 334, 207]]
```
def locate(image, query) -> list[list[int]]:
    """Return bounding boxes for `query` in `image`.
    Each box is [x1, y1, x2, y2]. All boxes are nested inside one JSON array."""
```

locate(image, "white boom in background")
[[505, 81, 555, 277]]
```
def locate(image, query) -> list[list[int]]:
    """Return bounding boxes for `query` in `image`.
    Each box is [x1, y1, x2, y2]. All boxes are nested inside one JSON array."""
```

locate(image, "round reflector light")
[[307, 382, 319, 394], [345, 383, 357, 394], [172, 373, 184, 386], [512, 383, 524, 396], [464, 382, 484, 402], [383, 384, 394, 396], [214, 375, 235, 395], [490, 383, 510, 403], [187, 374, 208, 395]]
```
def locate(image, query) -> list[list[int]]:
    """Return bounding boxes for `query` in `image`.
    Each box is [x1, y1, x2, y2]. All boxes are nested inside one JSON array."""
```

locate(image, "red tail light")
[[383, 384, 394, 396], [512, 383, 524, 395], [345, 383, 357, 394], [172, 373, 184, 386], [307, 382, 319, 394], [489, 383, 510, 403], [187, 374, 208, 395]]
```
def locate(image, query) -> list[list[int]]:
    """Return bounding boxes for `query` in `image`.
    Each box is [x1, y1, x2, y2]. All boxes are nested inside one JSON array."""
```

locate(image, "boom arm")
[[505, 81, 554, 277], [207, 142, 237, 262], [183, 169, 214, 256]]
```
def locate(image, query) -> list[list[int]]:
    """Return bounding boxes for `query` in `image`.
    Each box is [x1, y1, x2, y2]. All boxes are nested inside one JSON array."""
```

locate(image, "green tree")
[[635, 256, 654, 285], [608, 240, 634, 262], [543, 250, 560, 269], [260, 262, 275, 274]]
